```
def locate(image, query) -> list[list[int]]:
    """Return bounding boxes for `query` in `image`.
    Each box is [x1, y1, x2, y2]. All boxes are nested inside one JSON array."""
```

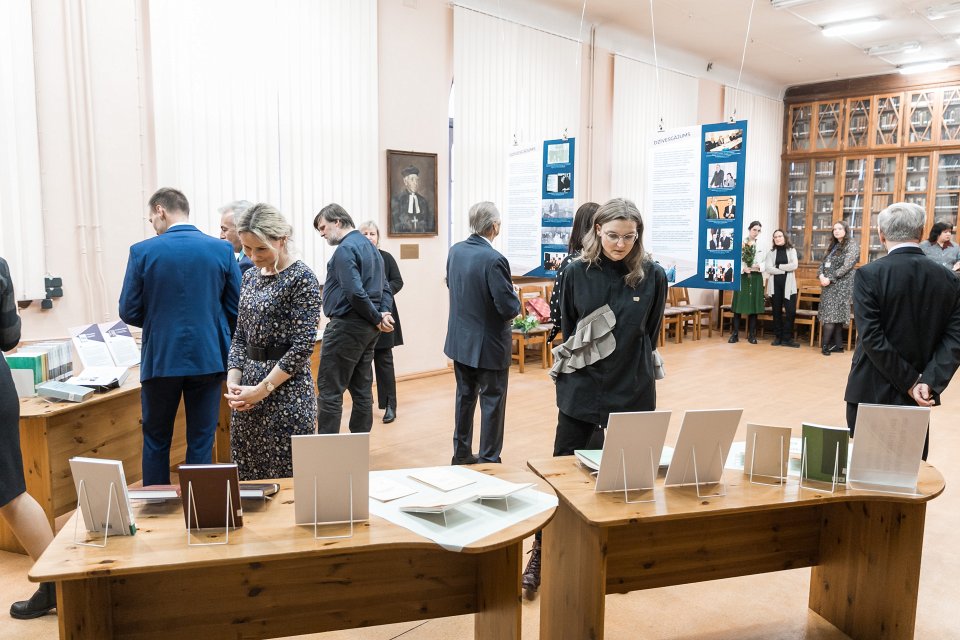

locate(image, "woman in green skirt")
[[728, 220, 765, 344]]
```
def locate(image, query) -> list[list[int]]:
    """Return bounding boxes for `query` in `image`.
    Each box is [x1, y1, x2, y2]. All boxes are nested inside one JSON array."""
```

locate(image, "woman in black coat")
[[360, 222, 404, 423]]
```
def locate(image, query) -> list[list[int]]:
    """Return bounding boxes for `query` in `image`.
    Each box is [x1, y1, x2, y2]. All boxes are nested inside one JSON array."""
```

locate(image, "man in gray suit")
[[444, 202, 521, 464]]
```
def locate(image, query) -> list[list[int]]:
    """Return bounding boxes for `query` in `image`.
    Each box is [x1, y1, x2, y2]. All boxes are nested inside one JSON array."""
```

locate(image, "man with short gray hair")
[[219, 200, 255, 273], [844, 202, 960, 459], [444, 202, 521, 464]]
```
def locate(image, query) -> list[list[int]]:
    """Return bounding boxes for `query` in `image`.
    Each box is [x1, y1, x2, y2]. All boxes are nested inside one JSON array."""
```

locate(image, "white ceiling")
[[532, 0, 960, 92]]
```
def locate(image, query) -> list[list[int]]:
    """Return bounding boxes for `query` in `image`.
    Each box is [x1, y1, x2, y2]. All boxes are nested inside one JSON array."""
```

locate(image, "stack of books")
[[4, 340, 74, 396]]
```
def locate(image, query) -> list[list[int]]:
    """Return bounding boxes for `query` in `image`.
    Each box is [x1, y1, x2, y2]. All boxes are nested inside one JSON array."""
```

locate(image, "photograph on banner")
[[706, 228, 735, 251], [543, 252, 567, 271], [541, 226, 573, 246], [705, 259, 735, 283], [542, 137, 575, 201], [705, 195, 737, 220], [704, 128, 744, 153], [542, 200, 574, 219], [707, 162, 738, 189]]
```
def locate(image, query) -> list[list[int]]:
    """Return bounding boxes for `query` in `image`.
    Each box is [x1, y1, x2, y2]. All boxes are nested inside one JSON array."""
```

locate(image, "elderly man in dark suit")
[[218, 199, 256, 273], [390, 166, 433, 234], [120, 188, 241, 485], [845, 202, 960, 460], [444, 202, 521, 464]]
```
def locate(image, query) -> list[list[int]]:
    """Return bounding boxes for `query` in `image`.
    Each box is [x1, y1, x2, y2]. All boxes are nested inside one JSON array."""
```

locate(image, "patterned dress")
[[817, 239, 859, 325], [228, 261, 322, 480]]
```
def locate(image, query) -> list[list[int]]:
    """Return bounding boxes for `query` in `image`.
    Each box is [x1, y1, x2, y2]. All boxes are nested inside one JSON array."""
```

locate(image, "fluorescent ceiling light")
[[770, 0, 815, 8], [927, 2, 960, 20], [821, 17, 883, 37], [899, 60, 954, 74], [865, 41, 921, 56]]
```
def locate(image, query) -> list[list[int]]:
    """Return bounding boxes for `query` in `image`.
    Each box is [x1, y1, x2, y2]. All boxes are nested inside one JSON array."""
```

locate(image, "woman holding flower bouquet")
[[728, 220, 765, 344]]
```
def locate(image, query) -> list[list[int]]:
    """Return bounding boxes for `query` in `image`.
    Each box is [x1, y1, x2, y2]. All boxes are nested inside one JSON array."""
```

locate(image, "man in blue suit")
[[218, 200, 256, 273], [120, 188, 241, 485], [444, 202, 521, 464]]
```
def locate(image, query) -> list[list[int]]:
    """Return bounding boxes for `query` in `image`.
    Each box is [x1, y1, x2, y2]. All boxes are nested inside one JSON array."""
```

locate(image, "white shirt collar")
[[887, 241, 920, 254]]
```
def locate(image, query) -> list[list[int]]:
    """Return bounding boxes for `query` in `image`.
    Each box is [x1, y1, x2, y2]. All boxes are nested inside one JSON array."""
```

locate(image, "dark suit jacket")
[[119, 225, 241, 381], [845, 246, 960, 406], [444, 235, 520, 369], [238, 253, 255, 273], [390, 192, 434, 233], [376, 249, 403, 349]]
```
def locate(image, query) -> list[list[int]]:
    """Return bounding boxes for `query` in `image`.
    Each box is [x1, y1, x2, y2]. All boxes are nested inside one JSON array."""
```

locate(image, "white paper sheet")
[[849, 404, 929, 492]]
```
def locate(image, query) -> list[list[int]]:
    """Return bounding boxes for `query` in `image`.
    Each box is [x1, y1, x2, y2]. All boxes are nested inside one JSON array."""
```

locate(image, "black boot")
[[383, 405, 396, 423], [747, 315, 758, 344], [10, 582, 56, 620], [728, 313, 740, 343], [521, 539, 541, 600]]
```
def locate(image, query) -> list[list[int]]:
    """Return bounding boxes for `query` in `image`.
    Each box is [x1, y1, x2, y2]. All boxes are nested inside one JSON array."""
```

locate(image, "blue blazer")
[[238, 253, 256, 273], [444, 234, 520, 369], [119, 225, 241, 381]]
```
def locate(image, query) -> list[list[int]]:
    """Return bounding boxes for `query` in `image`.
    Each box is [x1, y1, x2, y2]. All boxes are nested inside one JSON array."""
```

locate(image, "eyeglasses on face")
[[601, 231, 638, 244]]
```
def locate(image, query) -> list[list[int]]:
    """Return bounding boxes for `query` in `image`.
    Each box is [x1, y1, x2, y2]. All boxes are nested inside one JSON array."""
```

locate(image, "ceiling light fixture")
[[865, 41, 921, 56], [821, 17, 883, 37], [927, 2, 960, 20], [898, 60, 954, 74], [770, 0, 816, 8]]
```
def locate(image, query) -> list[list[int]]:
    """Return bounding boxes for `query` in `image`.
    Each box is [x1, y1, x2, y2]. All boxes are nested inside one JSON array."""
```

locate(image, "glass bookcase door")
[[874, 94, 902, 147], [842, 158, 866, 253], [790, 104, 812, 152], [816, 101, 842, 150], [869, 156, 898, 262], [934, 153, 960, 227], [810, 160, 836, 263], [903, 154, 931, 209], [846, 98, 871, 149], [786, 160, 810, 261], [941, 88, 960, 143], [906, 91, 936, 145]]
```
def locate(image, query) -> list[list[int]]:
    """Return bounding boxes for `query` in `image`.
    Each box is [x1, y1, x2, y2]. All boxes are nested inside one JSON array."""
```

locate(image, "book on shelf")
[[801, 423, 849, 484], [177, 464, 243, 529], [69, 457, 137, 536]]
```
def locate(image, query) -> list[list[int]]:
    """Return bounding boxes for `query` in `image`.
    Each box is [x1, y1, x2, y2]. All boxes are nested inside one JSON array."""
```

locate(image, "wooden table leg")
[[809, 501, 927, 640], [540, 501, 606, 640], [475, 542, 521, 639], [59, 578, 113, 639]]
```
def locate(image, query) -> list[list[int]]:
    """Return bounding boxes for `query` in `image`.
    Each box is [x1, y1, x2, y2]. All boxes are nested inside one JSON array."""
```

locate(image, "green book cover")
[[801, 423, 849, 483], [4, 353, 44, 385]]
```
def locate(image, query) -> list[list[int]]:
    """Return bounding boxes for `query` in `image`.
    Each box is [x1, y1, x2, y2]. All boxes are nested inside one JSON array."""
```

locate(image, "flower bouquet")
[[742, 242, 756, 268], [512, 314, 540, 333]]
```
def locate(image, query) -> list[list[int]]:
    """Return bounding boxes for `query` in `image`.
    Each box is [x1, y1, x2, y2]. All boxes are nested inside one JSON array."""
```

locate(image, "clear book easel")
[[309, 474, 354, 540], [747, 433, 788, 487], [674, 443, 728, 498], [597, 447, 657, 504], [73, 479, 123, 548], [185, 479, 236, 546], [799, 438, 842, 493]]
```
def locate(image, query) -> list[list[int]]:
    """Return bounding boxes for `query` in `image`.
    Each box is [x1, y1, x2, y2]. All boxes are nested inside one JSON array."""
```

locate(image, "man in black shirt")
[[314, 204, 394, 434]]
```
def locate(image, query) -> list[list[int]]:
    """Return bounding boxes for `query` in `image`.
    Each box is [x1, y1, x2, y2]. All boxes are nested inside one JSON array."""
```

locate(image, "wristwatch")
[[263, 380, 276, 394]]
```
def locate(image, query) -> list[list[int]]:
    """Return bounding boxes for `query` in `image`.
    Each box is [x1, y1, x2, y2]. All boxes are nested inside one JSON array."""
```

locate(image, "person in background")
[[120, 188, 241, 485], [314, 204, 394, 434], [728, 221, 764, 344], [225, 204, 321, 480], [444, 202, 520, 465], [919, 220, 960, 273], [818, 220, 859, 356], [359, 221, 404, 424], [547, 201, 599, 343], [764, 229, 800, 348], [219, 199, 256, 273], [0, 257, 56, 619]]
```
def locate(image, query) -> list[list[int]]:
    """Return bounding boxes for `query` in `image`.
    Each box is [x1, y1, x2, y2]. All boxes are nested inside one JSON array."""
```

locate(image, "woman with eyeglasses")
[[817, 220, 859, 356], [728, 220, 765, 344], [920, 220, 960, 273]]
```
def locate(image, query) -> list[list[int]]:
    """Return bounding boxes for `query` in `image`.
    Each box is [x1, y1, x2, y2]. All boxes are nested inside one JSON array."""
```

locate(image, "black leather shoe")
[[829, 344, 844, 353], [771, 338, 782, 346], [451, 455, 479, 465], [821, 347, 831, 356], [747, 337, 758, 344], [728, 335, 739, 343], [383, 407, 396, 424], [10, 583, 56, 620], [782, 340, 801, 348]]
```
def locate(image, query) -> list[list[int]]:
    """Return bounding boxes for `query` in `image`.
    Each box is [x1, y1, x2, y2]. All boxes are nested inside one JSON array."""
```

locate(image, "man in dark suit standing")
[[845, 202, 960, 460], [219, 200, 256, 273], [120, 188, 241, 485], [723, 203, 736, 219], [390, 166, 433, 234], [444, 202, 521, 464]]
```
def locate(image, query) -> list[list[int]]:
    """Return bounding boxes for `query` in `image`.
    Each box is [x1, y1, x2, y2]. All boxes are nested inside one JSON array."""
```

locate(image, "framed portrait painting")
[[387, 150, 438, 237]]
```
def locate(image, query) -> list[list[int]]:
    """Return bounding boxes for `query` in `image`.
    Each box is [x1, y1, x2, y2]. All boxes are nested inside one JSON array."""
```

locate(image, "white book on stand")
[[292, 433, 369, 525], [744, 424, 792, 479], [665, 409, 743, 487], [69, 457, 136, 536], [408, 468, 476, 492], [848, 404, 930, 493], [595, 411, 671, 492]]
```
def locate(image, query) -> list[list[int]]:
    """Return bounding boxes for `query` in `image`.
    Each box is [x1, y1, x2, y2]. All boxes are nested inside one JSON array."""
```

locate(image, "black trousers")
[[452, 361, 508, 463], [373, 347, 397, 410], [771, 289, 797, 340], [847, 401, 929, 461], [317, 317, 381, 434], [141, 373, 224, 485], [553, 411, 606, 456]]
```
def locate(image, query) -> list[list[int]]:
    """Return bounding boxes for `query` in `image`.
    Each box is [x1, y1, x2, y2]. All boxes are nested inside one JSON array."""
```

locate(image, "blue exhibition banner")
[[525, 137, 576, 277]]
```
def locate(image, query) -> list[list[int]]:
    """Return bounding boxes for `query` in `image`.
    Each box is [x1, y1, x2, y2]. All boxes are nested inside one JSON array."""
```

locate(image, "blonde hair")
[[579, 197, 649, 287], [235, 203, 294, 271], [358, 220, 380, 247]]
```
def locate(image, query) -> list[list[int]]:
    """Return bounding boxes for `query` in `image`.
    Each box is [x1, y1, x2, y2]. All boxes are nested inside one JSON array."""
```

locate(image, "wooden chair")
[[672, 287, 713, 338], [794, 287, 819, 346], [661, 306, 685, 345], [719, 290, 735, 336], [667, 288, 701, 340], [512, 285, 553, 372]]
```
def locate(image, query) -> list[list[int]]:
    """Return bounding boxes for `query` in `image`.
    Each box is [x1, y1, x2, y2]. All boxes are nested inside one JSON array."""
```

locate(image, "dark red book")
[[178, 464, 243, 529]]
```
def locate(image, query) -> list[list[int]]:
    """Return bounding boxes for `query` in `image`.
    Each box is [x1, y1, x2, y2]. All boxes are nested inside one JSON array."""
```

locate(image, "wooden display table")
[[30, 465, 555, 640], [528, 457, 945, 640]]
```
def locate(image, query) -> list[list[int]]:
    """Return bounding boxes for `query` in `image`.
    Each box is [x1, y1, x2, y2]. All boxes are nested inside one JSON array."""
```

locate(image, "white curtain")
[[723, 87, 784, 238], [453, 6, 581, 243], [611, 55, 699, 219], [149, 0, 379, 274], [0, 0, 46, 299]]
